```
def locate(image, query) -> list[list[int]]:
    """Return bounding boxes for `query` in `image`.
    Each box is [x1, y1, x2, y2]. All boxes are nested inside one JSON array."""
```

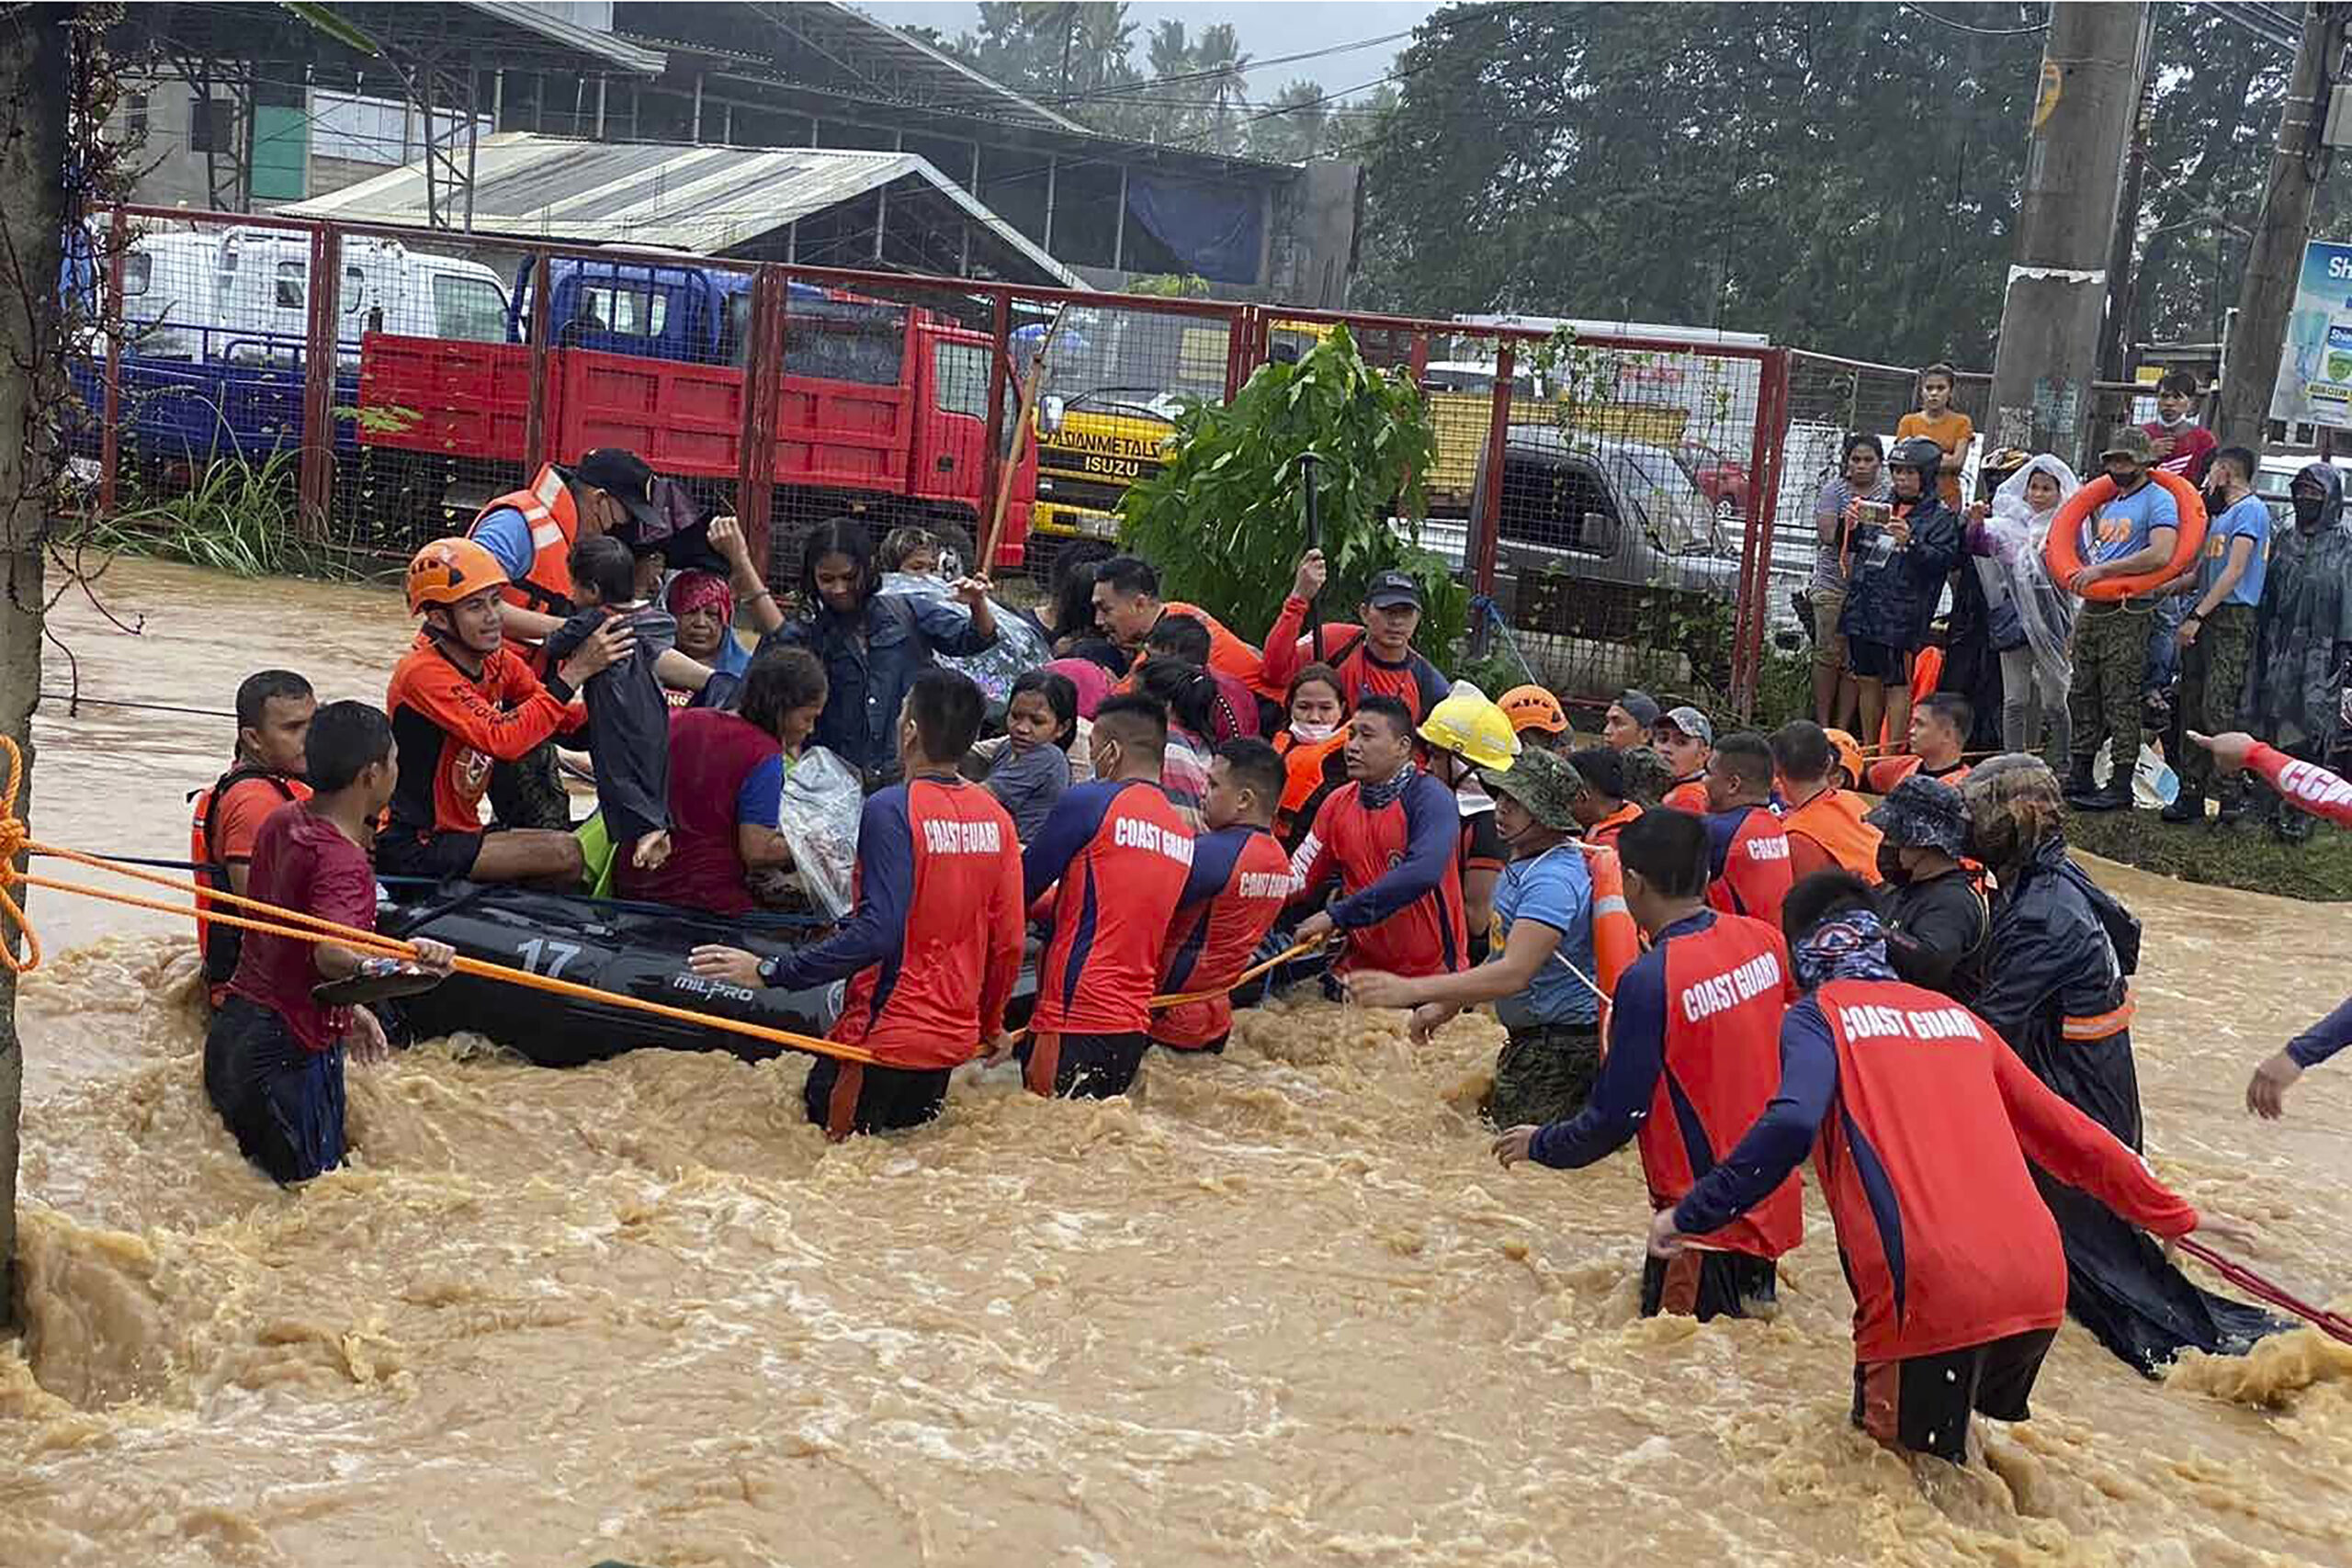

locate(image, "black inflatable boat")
[[375, 882, 843, 1068]]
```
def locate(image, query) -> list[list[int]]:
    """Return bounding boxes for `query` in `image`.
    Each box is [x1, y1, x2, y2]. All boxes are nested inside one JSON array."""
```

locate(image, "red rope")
[[2177, 1237, 2352, 1346]]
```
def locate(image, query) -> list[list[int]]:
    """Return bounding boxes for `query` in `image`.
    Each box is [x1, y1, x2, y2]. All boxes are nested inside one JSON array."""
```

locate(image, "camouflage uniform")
[[2177, 603, 2256, 796], [1487, 1025, 1601, 1130], [2068, 599, 2155, 776], [489, 740, 573, 832], [1476, 747, 1600, 1130]]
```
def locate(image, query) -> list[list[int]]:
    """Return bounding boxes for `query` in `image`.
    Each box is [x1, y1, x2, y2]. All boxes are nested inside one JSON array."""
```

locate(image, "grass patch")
[[88, 451, 365, 581], [2061, 804, 2352, 902]]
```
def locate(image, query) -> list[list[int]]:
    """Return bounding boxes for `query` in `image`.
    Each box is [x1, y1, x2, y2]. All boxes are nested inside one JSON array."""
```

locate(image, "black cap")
[[1364, 570, 1423, 610], [571, 447, 666, 536]]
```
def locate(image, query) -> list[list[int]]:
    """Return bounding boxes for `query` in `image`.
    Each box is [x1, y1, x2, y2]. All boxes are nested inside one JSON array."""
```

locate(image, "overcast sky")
[[859, 3, 1441, 103]]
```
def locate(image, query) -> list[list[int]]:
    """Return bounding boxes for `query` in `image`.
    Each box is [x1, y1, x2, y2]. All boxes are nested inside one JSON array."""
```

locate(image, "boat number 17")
[[514, 938, 582, 980]]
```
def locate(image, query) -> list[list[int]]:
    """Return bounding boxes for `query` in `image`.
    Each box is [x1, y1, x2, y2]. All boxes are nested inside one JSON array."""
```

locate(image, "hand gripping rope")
[[0, 736, 1323, 1071]]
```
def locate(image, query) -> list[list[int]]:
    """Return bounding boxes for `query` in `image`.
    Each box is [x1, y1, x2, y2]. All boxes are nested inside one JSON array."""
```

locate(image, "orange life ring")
[[2041, 468, 2209, 602], [1579, 841, 1643, 1051]]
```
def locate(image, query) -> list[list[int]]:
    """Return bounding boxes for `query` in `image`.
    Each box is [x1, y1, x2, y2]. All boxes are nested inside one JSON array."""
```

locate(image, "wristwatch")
[[756, 954, 782, 987]]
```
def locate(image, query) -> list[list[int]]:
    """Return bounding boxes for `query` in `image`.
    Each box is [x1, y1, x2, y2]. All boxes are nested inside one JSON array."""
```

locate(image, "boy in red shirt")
[[192, 669, 315, 1007], [1007, 694, 1197, 1099], [691, 670, 1023, 1138], [380, 537, 629, 886], [1655, 872, 2222, 1464], [1152, 739, 1296, 1055], [2143, 370, 2217, 483], [1494, 807, 1800, 1321], [1291, 695, 1468, 978], [205, 702, 453, 1184]]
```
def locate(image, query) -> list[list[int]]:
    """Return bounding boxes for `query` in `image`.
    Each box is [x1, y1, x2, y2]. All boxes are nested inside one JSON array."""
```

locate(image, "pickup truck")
[[65, 225, 512, 479], [354, 256, 1034, 576], [1465, 424, 1757, 692]]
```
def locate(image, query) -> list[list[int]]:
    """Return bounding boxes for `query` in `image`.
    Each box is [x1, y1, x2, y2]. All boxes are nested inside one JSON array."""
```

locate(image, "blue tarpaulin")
[[1126, 175, 1262, 286]]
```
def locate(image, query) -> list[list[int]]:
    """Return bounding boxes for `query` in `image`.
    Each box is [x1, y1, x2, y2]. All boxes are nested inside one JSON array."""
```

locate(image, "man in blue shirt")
[[2064, 427, 2179, 812], [2165, 445, 2269, 825], [1343, 746, 1600, 1129]]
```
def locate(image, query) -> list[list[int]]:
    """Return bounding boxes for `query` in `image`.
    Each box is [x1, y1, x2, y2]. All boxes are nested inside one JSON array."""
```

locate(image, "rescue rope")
[[2176, 1237, 2352, 1347], [0, 735, 1325, 1067], [0, 734, 883, 1066]]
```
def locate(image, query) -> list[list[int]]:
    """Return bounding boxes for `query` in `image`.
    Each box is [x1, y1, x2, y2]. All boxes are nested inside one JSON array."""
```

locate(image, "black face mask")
[[1876, 842, 1910, 886], [2295, 493, 2326, 527]]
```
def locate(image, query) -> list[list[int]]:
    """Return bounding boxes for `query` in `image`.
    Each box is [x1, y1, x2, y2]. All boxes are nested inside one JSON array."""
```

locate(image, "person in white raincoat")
[[1965, 453, 2081, 766]]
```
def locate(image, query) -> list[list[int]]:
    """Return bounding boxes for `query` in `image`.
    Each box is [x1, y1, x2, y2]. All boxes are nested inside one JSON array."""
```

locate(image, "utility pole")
[[2216, 3, 2348, 449], [2098, 13, 2158, 382], [1986, 2, 2148, 471]]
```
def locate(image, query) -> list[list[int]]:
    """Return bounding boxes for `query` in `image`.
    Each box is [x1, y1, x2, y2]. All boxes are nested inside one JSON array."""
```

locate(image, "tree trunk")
[[0, 8, 67, 1332]]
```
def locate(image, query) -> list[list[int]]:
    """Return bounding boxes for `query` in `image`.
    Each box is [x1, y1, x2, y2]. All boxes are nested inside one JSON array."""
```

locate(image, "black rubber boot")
[[2075, 782, 2133, 812], [2159, 788, 2205, 825], [2063, 758, 2101, 810], [2277, 807, 2316, 844], [2213, 785, 2247, 828]]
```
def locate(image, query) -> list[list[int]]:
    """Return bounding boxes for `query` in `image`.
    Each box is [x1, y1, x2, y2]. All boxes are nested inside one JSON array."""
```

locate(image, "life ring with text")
[[2041, 468, 2208, 602]]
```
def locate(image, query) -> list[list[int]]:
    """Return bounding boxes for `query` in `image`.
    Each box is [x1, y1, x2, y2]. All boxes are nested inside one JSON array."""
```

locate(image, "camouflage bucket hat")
[[1862, 774, 1971, 857], [1481, 746, 1586, 832]]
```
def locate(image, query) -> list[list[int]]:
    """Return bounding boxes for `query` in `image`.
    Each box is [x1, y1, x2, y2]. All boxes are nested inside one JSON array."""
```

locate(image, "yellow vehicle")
[[1023, 312, 1694, 546]]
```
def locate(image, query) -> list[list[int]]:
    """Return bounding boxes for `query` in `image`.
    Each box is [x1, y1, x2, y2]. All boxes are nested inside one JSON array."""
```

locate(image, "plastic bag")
[[776, 746, 863, 919], [879, 570, 1050, 706]]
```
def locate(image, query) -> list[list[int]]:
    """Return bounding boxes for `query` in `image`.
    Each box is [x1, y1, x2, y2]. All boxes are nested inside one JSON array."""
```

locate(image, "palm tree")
[[1193, 23, 1252, 154]]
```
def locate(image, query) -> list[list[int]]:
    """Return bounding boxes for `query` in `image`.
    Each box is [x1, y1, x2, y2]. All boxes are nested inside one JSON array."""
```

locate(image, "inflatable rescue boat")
[[375, 882, 845, 1068]]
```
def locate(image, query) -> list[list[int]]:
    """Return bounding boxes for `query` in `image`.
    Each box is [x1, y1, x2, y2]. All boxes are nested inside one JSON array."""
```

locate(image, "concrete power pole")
[[1986, 2, 2149, 471], [2216, 3, 2348, 449]]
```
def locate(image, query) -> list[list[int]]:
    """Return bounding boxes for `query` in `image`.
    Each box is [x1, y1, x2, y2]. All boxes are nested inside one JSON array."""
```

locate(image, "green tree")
[[1248, 78, 1330, 164], [1193, 22, 1251, 154], [1118, 326, 1464, 662], [1358, 4, 2051, 364]]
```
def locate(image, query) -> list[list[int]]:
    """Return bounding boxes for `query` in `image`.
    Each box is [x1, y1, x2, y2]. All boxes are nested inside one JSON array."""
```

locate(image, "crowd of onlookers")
[[1803, 364, 2347, 840]]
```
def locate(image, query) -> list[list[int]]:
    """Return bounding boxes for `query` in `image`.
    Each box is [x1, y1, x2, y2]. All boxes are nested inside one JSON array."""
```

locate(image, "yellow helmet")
[[1418, 683, 1522, 772]]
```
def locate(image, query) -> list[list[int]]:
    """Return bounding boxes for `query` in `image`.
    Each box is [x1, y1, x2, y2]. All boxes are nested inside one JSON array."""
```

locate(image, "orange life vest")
[[1578, 840, 1643, 1048], [189, 765, 307, 995], [1781, 786, 1883, 885], [470, 464, 580, 620]]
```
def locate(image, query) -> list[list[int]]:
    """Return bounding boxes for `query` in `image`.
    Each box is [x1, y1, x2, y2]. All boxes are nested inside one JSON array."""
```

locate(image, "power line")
[[1895, 4, 2051, 39]]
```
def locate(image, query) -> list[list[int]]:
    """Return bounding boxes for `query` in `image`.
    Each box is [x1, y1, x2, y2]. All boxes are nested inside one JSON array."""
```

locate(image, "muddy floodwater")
[[3, 558, 2349, 1567]]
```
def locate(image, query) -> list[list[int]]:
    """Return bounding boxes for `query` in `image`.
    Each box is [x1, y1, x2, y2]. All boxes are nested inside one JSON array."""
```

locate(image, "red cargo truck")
[[356, 258, 1035, 577]]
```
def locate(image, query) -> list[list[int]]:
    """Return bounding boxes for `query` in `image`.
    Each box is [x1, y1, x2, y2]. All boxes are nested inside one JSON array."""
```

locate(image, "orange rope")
[[0, 736, 883, 1065], [1148, 936, 1325, 1011]]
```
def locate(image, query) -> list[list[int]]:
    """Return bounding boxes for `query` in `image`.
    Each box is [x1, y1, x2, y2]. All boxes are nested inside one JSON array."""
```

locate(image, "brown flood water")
[[3, 558, 2349, 1567]]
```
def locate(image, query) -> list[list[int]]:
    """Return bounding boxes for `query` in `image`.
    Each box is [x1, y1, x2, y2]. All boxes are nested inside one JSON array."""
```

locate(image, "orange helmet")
[[1498, 682, 1568, 737], [1824, 728, 1866, 789], [406, 537, 509, 615]]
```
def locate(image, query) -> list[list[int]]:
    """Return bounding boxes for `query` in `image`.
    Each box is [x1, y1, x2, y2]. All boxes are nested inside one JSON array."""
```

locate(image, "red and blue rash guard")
[[1153, 824, 1295, 1048], [1530, 909, 1801, 1260], [2245, 743, 2352, 1069], [1290, 772, 1467, 977], [764, 779, 1023, 1069], [1704, 805, 1795, 927], [1675, 977, 2198, 1361], [1025, 778, 1197, 1035]]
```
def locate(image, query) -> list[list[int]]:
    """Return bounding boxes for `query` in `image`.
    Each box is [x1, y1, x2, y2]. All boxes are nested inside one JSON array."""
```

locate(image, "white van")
[[113, 225, 510, 364]]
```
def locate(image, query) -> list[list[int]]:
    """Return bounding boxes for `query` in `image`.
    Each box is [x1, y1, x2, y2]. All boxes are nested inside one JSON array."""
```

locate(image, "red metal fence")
[[68, 203, 1889, 717]]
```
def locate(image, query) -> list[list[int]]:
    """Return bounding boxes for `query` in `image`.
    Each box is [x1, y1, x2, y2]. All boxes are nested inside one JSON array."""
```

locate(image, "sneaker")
[[2159, 789, 2205, 825], [2276, 808, 2316, 844]]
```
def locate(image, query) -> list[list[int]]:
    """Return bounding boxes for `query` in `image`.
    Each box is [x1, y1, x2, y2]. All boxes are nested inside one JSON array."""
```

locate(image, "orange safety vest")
[[1781, 786, 1883, 885], [189, 765, 308, 996], [1272, 728, 1346, 838], [470, 463, 580, 620], [1163, 601, 1279, 700]]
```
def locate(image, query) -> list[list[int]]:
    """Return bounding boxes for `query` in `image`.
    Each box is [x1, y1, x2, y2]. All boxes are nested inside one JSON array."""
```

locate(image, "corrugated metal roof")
[[459, 1, 666, 74], [281, 132, 1081, 287]]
